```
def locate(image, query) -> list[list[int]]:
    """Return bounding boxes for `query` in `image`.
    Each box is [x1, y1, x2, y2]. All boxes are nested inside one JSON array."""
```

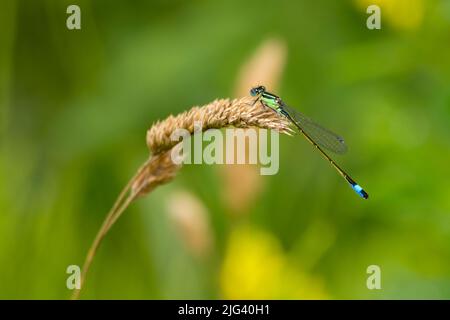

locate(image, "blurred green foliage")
[[1, 0, 450, 299]]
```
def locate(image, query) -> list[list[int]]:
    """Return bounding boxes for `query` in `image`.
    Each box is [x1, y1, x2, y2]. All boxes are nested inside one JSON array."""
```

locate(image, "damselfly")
[[250, 85, 368, 199]]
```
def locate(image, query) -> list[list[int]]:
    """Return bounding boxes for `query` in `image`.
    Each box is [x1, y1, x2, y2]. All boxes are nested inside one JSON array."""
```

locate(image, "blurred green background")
[[1, 0, 450, 299]]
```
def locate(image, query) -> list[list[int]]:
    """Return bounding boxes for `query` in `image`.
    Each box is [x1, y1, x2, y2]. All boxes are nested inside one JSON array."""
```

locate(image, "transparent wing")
[[281, 103, 348, 154]]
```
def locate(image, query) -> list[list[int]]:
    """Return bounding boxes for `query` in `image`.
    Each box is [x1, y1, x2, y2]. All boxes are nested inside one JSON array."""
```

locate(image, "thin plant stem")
[[71, 158, 151, 300]]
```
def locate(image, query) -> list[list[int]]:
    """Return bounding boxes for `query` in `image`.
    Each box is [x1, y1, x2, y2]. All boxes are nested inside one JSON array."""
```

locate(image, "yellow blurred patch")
[[220, 226, 328, 299], [355, 0, 424, 30]]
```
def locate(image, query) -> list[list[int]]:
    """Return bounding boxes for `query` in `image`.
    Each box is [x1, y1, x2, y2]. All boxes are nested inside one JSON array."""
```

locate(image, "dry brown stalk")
[[225, 38, 287, 215], [167, 191, 214, 259], [72, 95, 292, 299], [147, 96, 292, 154]]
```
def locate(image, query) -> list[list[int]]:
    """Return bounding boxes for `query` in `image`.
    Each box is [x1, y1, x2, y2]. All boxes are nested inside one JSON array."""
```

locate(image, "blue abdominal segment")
[[351, 183, 369, 199]]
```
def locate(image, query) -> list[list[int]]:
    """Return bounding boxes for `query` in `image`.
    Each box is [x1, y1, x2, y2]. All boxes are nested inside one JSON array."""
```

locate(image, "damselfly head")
[[250, 86, 266, 97]]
